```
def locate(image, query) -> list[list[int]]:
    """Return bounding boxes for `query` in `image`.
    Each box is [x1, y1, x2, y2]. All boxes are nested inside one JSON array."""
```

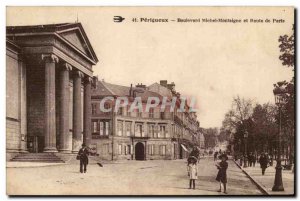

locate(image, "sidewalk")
[[233, 160, 294, 195]]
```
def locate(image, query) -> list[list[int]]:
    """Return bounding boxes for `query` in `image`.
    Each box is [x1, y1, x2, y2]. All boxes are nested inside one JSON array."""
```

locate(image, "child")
[[216, 154, 228, 194], [187, 156, 198, 190]]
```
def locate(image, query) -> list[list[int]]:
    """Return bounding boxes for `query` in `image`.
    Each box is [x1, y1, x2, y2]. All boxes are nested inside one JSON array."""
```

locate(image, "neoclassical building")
[[6, 23, 98, 160]]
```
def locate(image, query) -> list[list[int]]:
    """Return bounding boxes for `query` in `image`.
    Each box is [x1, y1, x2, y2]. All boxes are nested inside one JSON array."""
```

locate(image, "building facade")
[[91, 81, 175, 160], [91, 80, 203, 160], [148, 80, 201, 159], [6, 23, 98, 159]]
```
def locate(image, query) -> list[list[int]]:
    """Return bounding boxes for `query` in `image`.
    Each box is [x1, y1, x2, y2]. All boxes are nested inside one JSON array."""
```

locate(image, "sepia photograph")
[[5, 6, 295, 196]]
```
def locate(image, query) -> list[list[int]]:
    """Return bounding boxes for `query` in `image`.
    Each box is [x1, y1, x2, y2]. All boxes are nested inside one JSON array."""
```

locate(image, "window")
[[92, 121, 98, 133], [153, 125, 158, 138], [99, 121, 110, 136], [105, 122, 109, 135], [126, 122, 131, 136], [160, 145, 166, 155], [126, 105, 131, 117], [158, 125, 166, 138], [100, 122, 104, 135], [104, 103, 110, 111], [160, 112, 165, 119], [135, 124, 143, 137], [117, 121, 123, 136], [118, 144, 122, 155], [118, 107, 123, 115], [103, 144, 109, 154], [148, 124, 155, 138], [149, 144, 154, 155], [125, 145, 131, 155], [127, 145, 131, 154], [138, 111, 142, 118], [92, 103, 97, 115], [149, 108, 154, 118], [125, 145, 128, 155]]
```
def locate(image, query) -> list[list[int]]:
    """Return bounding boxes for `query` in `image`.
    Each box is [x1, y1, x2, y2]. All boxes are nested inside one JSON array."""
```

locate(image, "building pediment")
[[6, 22, 98, 65], [56, 23, 98, 64]]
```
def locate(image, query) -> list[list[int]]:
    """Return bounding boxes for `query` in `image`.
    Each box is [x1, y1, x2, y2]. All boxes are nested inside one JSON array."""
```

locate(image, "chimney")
[[160, 80, 168, 87], [167, 82, 175, 91], [135, 83, 146, 89], [129, 84, 133, 97]]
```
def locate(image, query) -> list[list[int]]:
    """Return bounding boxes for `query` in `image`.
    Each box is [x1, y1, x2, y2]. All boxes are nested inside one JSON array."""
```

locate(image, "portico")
[[6, 23, 98, 156]]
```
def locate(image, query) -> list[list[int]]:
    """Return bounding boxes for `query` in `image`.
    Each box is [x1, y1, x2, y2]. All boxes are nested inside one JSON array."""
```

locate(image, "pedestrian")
[[214, 151, 218, 161], [187, 156, 198, 190], [259, 152, 269, 175], [252, 154, 256, 167], [216, 154, 228, 194], [77, 143, 89, 173], [239, 154, 243, 167], [248, 153, 252, 167]]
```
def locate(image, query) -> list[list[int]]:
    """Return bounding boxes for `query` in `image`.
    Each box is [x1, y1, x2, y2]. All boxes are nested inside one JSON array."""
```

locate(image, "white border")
[[1, 1, 298, 201]]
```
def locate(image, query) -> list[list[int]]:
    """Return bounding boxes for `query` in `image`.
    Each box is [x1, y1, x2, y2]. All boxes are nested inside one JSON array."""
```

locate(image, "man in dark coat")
[[259, 152, 269, 175], [78, 143, 89, 173], [216, 154, 228, 194]]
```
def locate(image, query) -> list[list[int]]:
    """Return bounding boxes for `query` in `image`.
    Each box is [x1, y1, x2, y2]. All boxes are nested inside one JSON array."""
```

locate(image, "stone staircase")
[[11, 153, 65, 163]]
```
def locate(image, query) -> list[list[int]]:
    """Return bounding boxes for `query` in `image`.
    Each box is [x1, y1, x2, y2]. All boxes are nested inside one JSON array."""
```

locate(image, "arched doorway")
[[135, 142, 145, 160]]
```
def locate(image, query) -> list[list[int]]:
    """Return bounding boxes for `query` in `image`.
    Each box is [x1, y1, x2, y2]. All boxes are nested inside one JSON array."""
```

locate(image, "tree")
[[278, 25, 294, 68], [276, 25, 295, 164], [202, 127, 218, 149], [251, 103, 277, 155], [221, 96, 254, 155]]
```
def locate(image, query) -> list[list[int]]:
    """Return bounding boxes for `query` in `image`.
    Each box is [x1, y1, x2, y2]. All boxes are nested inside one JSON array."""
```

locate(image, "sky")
[[6, 7, 294, 128]]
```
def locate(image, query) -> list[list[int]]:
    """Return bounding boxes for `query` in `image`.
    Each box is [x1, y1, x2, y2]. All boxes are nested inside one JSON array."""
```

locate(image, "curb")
[[232, 159, 269, 195]]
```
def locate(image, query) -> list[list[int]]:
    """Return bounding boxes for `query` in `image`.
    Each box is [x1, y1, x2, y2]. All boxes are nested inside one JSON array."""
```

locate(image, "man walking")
[[77, 143, 89, 173], [259, 152, 269, 175]]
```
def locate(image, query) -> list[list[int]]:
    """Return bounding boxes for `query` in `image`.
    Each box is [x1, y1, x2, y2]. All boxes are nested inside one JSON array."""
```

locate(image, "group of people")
[[235, 152, 271, 175], [247, 153, 257, 167], [187, 147, 228, 194]]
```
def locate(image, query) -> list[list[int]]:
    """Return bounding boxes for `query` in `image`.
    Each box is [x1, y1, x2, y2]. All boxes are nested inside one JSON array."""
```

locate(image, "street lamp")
[[272, 84, 286, 191], [243, 130, 248, 168]]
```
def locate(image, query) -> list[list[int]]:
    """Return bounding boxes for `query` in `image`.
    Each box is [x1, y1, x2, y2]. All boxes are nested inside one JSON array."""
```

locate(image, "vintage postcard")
[[6, 6, 295, 196]]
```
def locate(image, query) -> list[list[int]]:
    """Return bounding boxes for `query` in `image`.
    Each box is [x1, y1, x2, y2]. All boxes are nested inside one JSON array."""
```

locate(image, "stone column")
[[59, 63, 72, 153], [83, 76, 92, 146], [42, 54, 59, 152], [72, 70, 84, 153]]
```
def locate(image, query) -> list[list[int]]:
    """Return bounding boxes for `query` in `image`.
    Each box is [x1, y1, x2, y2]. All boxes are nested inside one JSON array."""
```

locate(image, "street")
[[7, 157, 263, 195]]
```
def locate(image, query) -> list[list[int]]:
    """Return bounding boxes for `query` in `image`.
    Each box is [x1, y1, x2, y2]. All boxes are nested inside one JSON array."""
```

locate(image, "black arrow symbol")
[[114, 16, 125, 23]]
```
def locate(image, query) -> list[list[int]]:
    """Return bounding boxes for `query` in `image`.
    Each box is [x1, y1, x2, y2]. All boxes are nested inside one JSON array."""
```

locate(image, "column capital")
[[62, 63, 73, 71], [84, 76, 93, 84], [74, 70, 84, 78], [41, 54, 59, 63]]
